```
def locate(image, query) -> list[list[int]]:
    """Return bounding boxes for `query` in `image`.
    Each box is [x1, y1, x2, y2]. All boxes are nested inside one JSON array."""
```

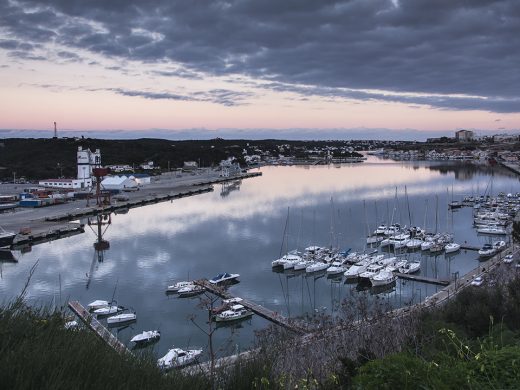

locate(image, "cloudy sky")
[[1, 0, 519, 139]]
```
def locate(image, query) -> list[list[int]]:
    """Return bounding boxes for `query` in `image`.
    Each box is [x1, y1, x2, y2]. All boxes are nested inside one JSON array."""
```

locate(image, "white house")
[[39, 178, 92, 189]]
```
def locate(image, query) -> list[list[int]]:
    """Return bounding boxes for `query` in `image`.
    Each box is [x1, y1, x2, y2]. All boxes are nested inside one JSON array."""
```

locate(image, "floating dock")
[[460, 244, 480, 251], [195, 279, 312, 335], [68, 301, 130, 355], [394, 272, 450, 286]]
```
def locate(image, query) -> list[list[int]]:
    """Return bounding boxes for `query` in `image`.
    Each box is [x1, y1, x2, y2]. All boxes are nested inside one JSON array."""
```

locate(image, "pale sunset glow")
[[1, 0, 519, 139]]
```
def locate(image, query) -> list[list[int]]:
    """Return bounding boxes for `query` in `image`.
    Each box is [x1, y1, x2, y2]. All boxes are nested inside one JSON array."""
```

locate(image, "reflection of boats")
[[178, 285, 205, 297], [131, 330, 160, 345], [107, 312, 137, 325], [215, 304, 253, 323], [0, 227, 16, 249], [209, 272, 240, 285], [158, 347, 202, 369]]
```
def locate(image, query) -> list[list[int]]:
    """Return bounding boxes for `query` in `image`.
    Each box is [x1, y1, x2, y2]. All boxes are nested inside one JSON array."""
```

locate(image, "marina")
[[2, 157, 519, 363]]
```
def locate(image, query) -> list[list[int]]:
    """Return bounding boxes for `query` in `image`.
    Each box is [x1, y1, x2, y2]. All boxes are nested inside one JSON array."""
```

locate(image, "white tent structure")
[[101, 175, 138, 191]]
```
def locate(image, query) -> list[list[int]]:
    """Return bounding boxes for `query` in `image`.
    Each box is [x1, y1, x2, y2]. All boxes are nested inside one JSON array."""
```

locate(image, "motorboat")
[[448, 201, 463, 209], [478, 244, 496, 259], [406, 238, 423, 250], [385, 260, 407, 272], [326, 261, 347, 275], [444, 243, 461, 253], [359, 264, 384, 280], [272, 253, 302, 268], [493, 240, 506, 252], [93, 305, 124, 316], [212, 297, 244, 314], [503, 254, 514, 263], [131, 330, 160, 345], [477, 225, 507, 235], [398, 261, 421, 274], [87, 300, 110, 311], [305, 262, 329, 273], [209, 272, 240, 285], [389, 233, 410, 249], [158, 347, 203, 369], [107, 312, 137, 325], [370, 270, 397, 287], [215, 304, 254, 322], [166, 281, 194, 293], [0, 227, 16, 249], [283, 258, 302, 270], [366, 235, 384, 244], [178, 285, 205, 297], [293, 260, 313, 271]]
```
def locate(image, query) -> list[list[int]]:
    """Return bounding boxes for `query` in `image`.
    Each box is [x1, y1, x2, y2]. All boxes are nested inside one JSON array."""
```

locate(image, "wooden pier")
[[394, 272, 450, 286], [68, 301, 130, 355], [195, 280, 312, 335]]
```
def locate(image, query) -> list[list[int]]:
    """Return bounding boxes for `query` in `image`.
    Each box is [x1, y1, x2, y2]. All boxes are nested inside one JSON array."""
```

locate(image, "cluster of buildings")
[[37, 146, 151, 193]]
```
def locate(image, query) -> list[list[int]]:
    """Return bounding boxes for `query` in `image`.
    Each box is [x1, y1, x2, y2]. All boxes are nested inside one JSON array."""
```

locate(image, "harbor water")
[[1, 157, 518, 360]]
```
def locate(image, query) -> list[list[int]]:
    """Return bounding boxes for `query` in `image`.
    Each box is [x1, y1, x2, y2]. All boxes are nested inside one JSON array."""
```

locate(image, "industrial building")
[[39, 146, 101, 189], [100, 175, 138, 191]]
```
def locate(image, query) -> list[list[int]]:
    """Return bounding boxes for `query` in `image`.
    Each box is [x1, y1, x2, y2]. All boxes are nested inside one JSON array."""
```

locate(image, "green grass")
[[0, 299, 209, 390]]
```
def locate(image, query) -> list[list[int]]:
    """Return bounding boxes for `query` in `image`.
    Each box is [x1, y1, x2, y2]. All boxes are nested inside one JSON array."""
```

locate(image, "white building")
[[100, 175, 138, 191], [131, 174, 151, 186], [39, 178, 92, 189], [77, 146, 101, 183]]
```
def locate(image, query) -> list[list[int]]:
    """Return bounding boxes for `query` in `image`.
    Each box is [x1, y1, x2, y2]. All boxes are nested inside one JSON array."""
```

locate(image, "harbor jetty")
[[195, 279, 313, 335], [68, 301, 131, 356]]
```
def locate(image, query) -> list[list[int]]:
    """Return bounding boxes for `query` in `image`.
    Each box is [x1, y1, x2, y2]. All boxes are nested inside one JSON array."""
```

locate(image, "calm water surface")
[[1, 157, 518, 359]]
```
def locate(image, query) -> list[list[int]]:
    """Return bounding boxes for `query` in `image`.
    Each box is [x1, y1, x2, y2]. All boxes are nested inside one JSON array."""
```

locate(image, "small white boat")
[[366, 235, 384, 244], [215, 304, 254, 322], [493, 240, 506, 252], [166, 281, 194, 293], [503, 254, 514, 263], [359, 264, 384, 280], [178, 285, 205, 297], [93, 305, 124, 316], [305, 262, 329, 273], [294, 260, 313, 271], [209, 272, 240, 285], [64, 320, 79, 330], [406, 238, 423, 250], [477, 226, 507, 235], [444, 243, 461, 253], [87, 300, 110, 311], [470, 276, 483, 286], [271, 253, 302, 268], [131, 330, 160, 344], [370, 270, 397, 287], [326, 262, 347, 275], [158, 347, 203, 369], [222, 297, 243, 305], [478, 244, 496, 258], [107, 312, 137, 325], [398, 261, 421, 274]]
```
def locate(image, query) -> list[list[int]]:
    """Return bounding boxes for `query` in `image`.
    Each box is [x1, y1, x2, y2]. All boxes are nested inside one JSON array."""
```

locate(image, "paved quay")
[[0, 169, 261, 245]]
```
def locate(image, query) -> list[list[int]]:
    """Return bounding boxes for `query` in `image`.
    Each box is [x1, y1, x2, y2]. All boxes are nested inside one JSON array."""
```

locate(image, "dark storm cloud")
[[2, 0, 520, 112]]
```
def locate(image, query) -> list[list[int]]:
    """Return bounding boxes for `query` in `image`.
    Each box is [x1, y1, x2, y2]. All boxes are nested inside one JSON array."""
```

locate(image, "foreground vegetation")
[[4, 265, 520, 389]]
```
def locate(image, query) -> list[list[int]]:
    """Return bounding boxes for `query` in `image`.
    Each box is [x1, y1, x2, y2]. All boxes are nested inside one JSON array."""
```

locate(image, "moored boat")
[[209, 272, 240, 285], [107, 312, 137, 325], [166, 281, 194, 293], [131, 330, 160, 345], [215, 304, 253, 322], [158, 347, 203, 369]]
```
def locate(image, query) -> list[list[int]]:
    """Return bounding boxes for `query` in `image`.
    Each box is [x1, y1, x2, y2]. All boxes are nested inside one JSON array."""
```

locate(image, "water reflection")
[[0, 159, 517, 360]]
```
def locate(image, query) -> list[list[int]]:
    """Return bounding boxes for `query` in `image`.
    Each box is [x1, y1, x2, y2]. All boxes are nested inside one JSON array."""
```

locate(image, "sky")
[[1, 0, 520, 140]]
